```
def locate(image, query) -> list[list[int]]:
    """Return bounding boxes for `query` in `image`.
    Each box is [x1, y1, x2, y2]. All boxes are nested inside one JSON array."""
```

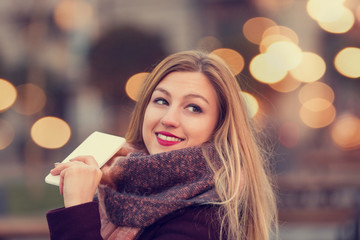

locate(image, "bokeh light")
[[13, 83, 47, 115], [0, 119, 15, 150], [334, 47, 360, 78], [298, 82, 335, 105], [290, 52, 326, 82], [250, 53, 288, 83], [302, 98, 333, 112], [125, 72, 149, 101], [241, 92, 259, 118], [31, 116, 71, 149], [262, 26, 299, 45], [211, 48, 245, 75], [268, 74, 301, 93], [331, 113, 360, 150], [299, 103, 336, 128], [259, 25, 299, 53], [317, 7, 355, 34], [243, 17, 277, 44], [259, 34, 294, 53], [197, 36, 222, 52], [54, 0, 94, 31], [278, 122, 300, 148], [0, 79, 17, 112], [265, 41, 303, 71], [307, 0, 346, 23], [298, 81, 336, 129]]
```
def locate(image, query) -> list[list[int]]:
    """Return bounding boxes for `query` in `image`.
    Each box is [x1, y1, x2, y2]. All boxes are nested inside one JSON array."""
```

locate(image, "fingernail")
[[54, 162, 60, 166]]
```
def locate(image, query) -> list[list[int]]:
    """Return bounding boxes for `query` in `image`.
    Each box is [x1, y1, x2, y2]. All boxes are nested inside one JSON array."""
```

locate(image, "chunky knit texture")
[[97, 144, 220, 239]]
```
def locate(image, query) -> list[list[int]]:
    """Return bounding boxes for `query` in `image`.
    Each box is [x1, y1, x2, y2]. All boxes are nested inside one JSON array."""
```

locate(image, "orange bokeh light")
[[334, 47, 360, 78], [331, 113, 360, 150], [241, 92, 259, 118], [0, 79, 17, 112], [290, 52, 326, 83], [31, 116, 71, 149], [250, 53, 288, 84], [318, 7, 355, 34], [298, 82, 335, 105], [211, 48, 245, 75], [302, 98, 332, 112], [299, 103, 336, 128], [13, 83, 47, 115], [356, 4, 360, 22], [54, 0, 93, 31], [307, 0, 346, 22], [243, 17, 277, 45], [259, 34, 294, 53], [265, 41, 303, 71], [269, 74, 301, 93], [125, 72, 149, 101], [262, 26, 299, 45]]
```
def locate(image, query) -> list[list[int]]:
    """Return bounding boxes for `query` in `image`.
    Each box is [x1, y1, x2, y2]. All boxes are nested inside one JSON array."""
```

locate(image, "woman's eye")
[[187, 104, 202, 113], [154, 98, 168, 105]]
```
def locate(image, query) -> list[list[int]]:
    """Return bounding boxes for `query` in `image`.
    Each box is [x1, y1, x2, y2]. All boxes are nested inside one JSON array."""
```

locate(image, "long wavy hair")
[[126, 50, 277, 240]]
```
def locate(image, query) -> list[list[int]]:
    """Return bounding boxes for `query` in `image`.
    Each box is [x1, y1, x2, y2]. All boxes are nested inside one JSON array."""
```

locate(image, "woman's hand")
[[50, 156, 102, 208]]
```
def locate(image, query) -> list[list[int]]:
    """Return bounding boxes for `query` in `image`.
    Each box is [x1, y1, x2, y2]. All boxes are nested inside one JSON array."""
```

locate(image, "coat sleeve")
[[138, 205, 221, 240], [46, 202, 103, 240]]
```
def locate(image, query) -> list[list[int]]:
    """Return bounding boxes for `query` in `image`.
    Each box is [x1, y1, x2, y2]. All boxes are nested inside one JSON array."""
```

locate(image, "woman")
[[47, 50, 278, 240]]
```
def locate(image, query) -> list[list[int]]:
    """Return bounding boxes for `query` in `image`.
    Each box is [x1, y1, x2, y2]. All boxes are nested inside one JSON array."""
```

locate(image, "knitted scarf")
[[96, 144, 220, 240]]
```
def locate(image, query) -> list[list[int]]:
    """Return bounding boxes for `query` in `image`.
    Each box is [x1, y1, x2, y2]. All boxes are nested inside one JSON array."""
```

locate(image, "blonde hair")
[[126, 50, 278, 240]]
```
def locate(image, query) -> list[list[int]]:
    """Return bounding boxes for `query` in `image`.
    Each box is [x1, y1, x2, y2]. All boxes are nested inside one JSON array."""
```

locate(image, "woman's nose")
[[160, 108, 180, 128]]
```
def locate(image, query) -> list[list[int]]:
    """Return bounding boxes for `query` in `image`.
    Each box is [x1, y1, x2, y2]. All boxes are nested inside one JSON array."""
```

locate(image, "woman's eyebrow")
[[184, 94, 209, 104], [154, 87, 209, 104], [153, 87, 170, 96]]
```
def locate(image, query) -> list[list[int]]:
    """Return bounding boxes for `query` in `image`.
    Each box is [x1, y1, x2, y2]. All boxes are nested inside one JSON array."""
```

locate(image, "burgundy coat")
[[46, 202, 222, 240]]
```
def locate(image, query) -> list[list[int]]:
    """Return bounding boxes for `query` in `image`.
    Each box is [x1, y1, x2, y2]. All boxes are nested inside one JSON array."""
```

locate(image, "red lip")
[[156, 131, 180, 138], [156, 131, 183, 146]]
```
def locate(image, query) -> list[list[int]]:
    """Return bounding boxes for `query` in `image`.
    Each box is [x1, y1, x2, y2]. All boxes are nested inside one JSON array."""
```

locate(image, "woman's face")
[[142, 71, 219, 155]]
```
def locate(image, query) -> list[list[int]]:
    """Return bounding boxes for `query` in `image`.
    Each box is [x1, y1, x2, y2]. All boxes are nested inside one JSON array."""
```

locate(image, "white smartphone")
[[45, 131, 126, 186]]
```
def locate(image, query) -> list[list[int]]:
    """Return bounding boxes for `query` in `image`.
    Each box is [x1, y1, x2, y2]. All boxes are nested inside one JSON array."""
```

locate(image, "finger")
[[59, 171, 64, 195], [50, 163, 68, 175], [70, 156, 98, 167], [59, 167, 73, 195], [50, 161, 81, 175]]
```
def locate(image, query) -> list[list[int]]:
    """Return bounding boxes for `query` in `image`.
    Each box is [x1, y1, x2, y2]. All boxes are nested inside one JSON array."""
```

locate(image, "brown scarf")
[[96, 144, 220, 240]]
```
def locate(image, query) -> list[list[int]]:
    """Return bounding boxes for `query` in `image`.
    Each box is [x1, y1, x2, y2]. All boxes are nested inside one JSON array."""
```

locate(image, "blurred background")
[[0, 0, 359, 239]]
